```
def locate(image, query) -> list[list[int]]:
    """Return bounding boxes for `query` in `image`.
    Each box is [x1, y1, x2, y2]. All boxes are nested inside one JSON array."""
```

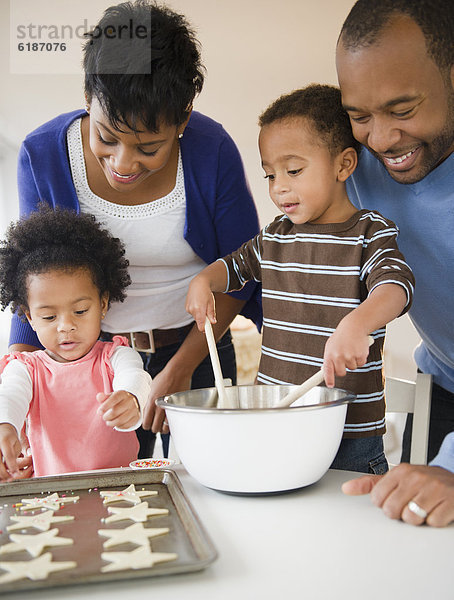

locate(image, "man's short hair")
[[339, 0, 454, 74]]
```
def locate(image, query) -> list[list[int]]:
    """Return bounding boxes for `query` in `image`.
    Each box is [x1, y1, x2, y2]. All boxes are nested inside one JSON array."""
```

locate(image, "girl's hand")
[[323, 326, 371, 388], [185, 277, 217, 332], [0, 423, 22, 481], [15, 429, 34, 479], [96, 391, 140, 430], [13, 454, 34, 480]]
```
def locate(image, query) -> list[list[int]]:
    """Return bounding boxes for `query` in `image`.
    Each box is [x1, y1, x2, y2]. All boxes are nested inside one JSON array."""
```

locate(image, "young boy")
[[185, 84, 415, 473]]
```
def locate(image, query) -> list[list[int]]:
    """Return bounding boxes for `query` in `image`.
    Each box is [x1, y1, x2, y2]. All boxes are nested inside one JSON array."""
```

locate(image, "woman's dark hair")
[[339, 0, 454, 75], [0, 204, 131, 317], [83, 0, 205, 132], [259, 84, 361, 156]]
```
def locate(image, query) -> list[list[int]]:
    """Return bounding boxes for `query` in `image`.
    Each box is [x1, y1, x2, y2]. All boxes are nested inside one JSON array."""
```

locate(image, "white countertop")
[[2, 467, 452, 600]]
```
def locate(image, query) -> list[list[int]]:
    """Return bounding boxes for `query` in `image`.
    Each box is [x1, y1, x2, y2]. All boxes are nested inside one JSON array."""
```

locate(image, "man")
[[336, 0, 454, 526]]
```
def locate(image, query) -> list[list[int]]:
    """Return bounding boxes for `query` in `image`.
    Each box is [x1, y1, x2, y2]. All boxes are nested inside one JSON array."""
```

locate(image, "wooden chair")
[[385, 373, 432, 464]]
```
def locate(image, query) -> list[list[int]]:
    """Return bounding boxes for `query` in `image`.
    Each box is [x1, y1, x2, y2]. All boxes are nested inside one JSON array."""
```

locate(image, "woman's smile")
[[106, 165, 145, 185]]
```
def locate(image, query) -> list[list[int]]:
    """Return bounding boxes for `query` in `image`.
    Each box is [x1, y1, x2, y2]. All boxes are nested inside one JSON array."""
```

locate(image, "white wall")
[[0, 0, 420, 375]]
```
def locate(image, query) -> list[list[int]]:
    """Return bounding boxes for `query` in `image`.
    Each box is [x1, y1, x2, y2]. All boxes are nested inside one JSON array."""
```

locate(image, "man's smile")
[[377, 146, 422, 173]]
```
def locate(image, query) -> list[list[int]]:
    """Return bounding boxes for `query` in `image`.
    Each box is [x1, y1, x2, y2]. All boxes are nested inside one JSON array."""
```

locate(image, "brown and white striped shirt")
[[221, 210, 415, 438]]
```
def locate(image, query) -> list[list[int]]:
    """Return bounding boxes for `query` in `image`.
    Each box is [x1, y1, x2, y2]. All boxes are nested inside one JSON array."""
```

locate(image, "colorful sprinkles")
[[129, 459, 176, 470]]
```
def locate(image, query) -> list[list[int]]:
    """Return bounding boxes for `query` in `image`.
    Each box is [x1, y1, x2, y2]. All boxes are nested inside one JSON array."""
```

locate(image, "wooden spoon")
[[204, 317, 229, 408], [275, 336, 375, 408]]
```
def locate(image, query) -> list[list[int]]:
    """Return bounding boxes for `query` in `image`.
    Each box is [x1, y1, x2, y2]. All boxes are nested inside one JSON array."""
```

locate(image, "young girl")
[[186, 84, 416, 474], [0, 206, 152, 480]]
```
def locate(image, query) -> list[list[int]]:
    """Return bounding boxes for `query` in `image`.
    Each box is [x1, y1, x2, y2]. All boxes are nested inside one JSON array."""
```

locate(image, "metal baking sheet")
[[0, 469, 217, 593]]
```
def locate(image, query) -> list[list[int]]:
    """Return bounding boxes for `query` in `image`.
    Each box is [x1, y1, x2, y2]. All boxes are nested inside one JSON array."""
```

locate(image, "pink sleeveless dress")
[[0, 337, 139, 476]]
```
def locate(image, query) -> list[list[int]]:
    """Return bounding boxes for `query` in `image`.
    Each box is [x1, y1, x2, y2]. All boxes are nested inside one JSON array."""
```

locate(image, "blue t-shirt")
[[430, 431, 454, 473], [347, 149, 454, 394]]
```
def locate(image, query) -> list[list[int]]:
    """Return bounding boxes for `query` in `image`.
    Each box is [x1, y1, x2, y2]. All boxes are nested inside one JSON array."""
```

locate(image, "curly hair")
[[338, 0, 454, 75], [83, 0, 205, 132], [259, 84, 361, 156], [0, 205, 131, 316]]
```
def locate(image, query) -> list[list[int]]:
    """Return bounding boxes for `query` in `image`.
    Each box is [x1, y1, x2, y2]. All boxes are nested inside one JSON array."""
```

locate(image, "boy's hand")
[[185, 276, 217, 331], [0, 423, 22, 481], [96, 391, 140, 430], [323, 283, 407, 387], [323, 327, 371, 388]]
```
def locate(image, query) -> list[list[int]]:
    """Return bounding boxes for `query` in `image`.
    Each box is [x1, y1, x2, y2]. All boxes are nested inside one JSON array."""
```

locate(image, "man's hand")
[[342, 463, 454, 527]]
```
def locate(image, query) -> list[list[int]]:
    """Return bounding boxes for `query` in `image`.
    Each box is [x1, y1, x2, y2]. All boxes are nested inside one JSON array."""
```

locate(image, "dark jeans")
[[138, 329, 237, 458], [330, 435, 388, 474], [401, 378, 454, 463]]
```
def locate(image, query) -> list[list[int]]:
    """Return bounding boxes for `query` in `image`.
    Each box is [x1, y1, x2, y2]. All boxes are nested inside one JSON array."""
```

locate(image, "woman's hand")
[[142, 366, 192, 434], [96, 390, 140, 430], [0, 423, 22, 481]]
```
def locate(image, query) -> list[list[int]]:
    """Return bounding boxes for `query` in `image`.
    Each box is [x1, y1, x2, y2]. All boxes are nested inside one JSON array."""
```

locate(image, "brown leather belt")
[[109, 323, 194, 353]]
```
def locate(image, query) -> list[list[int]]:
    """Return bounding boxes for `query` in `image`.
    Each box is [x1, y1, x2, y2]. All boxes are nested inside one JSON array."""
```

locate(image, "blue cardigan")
[[13, 109, 262, 347]]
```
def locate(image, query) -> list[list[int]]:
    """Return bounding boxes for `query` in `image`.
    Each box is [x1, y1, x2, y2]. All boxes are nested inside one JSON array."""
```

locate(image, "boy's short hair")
[[339, 0, 454, 75], [259, 84, 361, 156], [83, 0, 205, 132]]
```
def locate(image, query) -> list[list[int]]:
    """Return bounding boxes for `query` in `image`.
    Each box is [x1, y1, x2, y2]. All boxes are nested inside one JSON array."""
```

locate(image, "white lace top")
[[67, 118, 206, 332]]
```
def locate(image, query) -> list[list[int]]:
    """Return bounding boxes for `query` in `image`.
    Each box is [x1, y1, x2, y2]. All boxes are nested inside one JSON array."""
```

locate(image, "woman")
[[12, 0, 261, 458]]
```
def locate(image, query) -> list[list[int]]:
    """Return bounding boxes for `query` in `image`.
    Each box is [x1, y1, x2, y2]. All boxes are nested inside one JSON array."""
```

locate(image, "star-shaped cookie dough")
[[20, 493, 79, 512], [7, 510, 74, 532], [0, 528, 73, 558], [0, 552, 76, 583], [101, 545, 177, 572], [100, 484, 157, 505], [98, 523, 169, 549], [104, 502, 168, 524]]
